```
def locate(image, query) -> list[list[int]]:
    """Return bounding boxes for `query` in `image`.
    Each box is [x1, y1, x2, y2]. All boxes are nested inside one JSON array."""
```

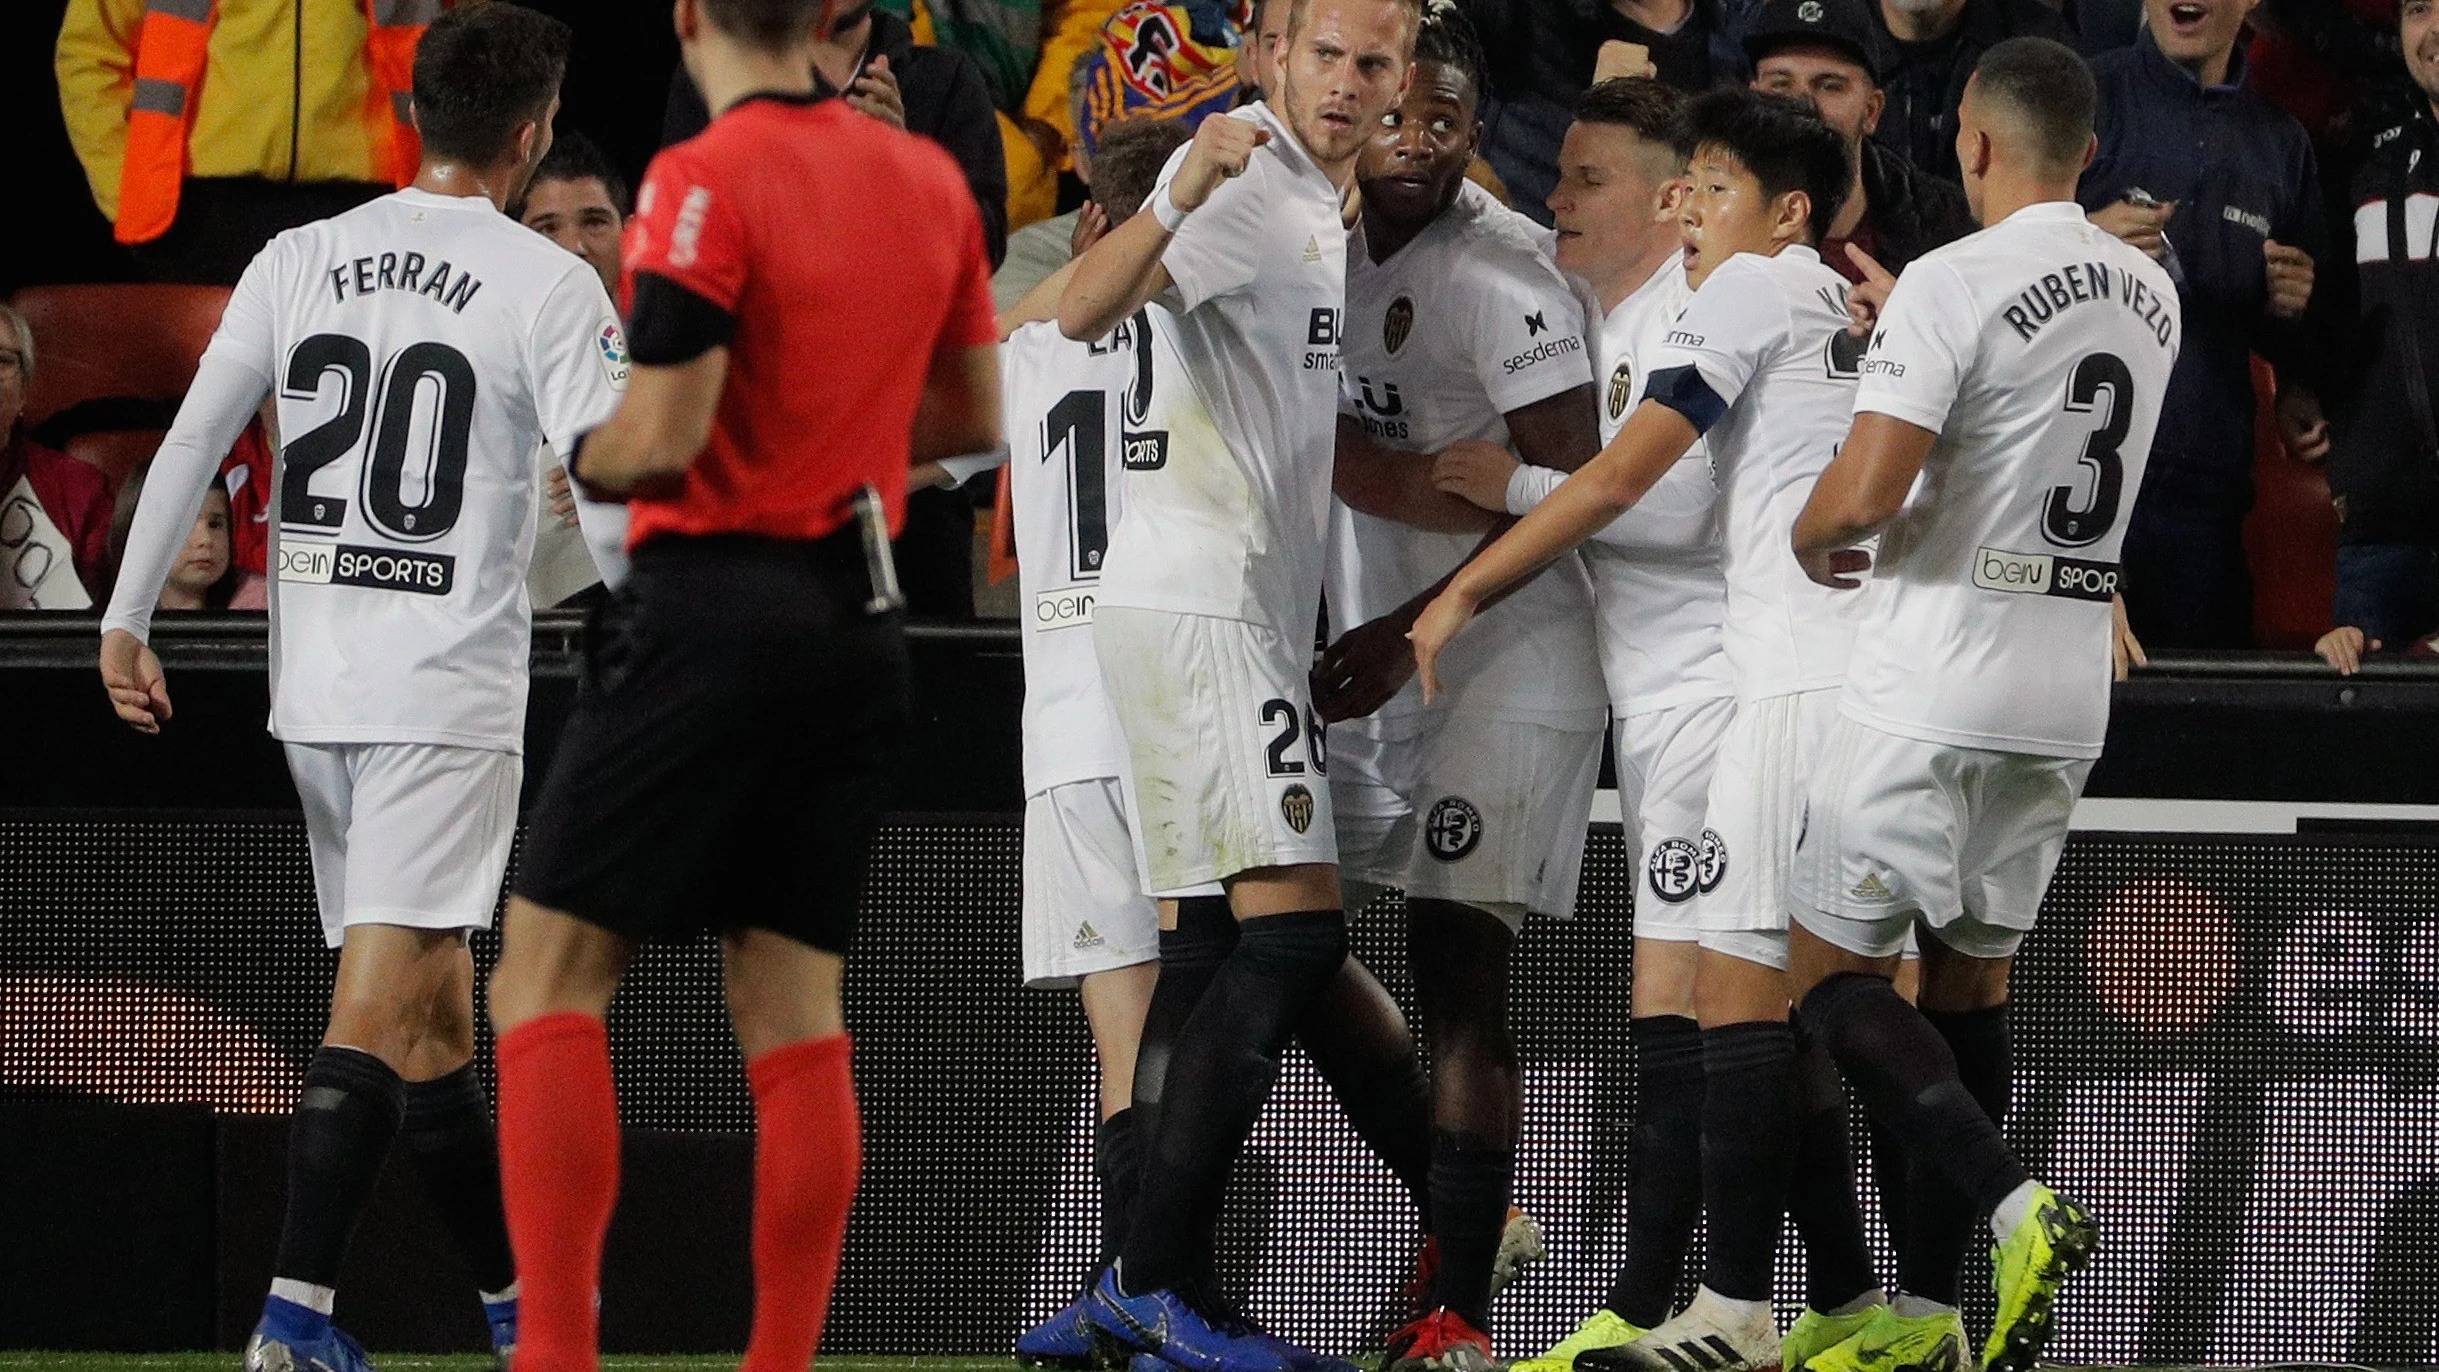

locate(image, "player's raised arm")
[[1057, 113, 1269, 341], [1790, 412, 1936, 588], [913, 203, 1006, 463], [99, 256, 279, 733]]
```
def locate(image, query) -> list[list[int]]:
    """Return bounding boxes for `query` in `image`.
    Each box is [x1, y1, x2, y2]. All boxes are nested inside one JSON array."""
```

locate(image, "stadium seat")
[[8, 283, 230, 430], [2242, 355, 2339, 651]]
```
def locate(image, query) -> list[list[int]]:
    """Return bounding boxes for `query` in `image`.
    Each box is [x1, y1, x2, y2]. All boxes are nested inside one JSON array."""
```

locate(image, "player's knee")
[[1236, 908, 1348, 993]]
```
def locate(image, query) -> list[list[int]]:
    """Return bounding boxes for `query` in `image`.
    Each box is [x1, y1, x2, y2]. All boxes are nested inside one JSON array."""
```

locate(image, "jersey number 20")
[[280, 333, 477, 543], [2044, 351, 2134, 548]]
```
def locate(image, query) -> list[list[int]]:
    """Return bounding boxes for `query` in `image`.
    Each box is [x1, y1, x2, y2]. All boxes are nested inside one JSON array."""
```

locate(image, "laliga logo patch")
[[1607, 360, 1634, 422], [596, 322, 632, 389], [1697, 828, 1728, 895], [1648, 837, 1702, 903], [1384, 295, 1416, 355], [1425, 796, 1483, 862], [1281, 784, 1317, 835]]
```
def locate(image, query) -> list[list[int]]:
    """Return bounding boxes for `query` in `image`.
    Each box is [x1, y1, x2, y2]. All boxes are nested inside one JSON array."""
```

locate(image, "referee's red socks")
[[498, 1012, 621, 1372], [742, 1032, 862, 1372], [497, 1019, 859, 1372]]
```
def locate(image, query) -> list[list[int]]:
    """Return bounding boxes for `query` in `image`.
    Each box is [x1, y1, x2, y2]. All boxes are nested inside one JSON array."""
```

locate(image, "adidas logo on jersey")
[[1073, 922, 1105, 950], [1849, 873, 1896, 903], [1304, 236, 1323, 263]]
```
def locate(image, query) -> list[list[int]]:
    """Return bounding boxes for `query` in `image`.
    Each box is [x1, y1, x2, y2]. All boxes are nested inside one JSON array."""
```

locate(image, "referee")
[[483, 0, 1001, 1368]]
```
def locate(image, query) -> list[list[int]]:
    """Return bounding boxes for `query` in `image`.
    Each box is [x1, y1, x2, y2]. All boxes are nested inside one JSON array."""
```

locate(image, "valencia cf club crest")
[[1697, 828, 1729, 895], [1425, 796, 1484, 862], [1384, 295, 1416, 355], [1647, 836, 1702, 903], [1606, 360, 1634, 422], [1281, 784, 1316, 835]]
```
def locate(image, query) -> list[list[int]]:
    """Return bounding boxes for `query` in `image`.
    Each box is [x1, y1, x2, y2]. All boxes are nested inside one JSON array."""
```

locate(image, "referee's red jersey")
[[618, 92, 998, 547]]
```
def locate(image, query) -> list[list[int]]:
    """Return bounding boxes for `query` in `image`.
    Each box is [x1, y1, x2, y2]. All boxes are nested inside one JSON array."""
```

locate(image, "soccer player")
[[481, 0, 1002, 1368], [1784, 38, 2176, 1372], [1427, 77, 1741, 1372], [1409, 89, 1887, 1372], [1306, 10, 1606, 1368], [1054, 0, 1420, 1367], [98, 8, 613, 1369]]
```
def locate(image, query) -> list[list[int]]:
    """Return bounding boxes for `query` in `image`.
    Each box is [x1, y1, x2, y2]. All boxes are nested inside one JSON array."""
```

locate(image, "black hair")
[[1411, 0, 1488, 107], [411, 3, 572, 167], [1090, 118, 1195, 221], [1573, 76, 1687, 152], [1969, 36, 2099, 171], [700, 0, 831, 50], [1678, 87, 1849, 241], [521, 129, 631, 216]]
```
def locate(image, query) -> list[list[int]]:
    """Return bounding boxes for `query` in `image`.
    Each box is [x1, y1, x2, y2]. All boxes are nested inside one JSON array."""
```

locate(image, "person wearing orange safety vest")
[[56, 0, 457, 283]]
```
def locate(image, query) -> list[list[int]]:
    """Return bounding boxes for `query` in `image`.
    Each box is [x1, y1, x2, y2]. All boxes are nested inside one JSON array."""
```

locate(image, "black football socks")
[[1897, 1004, 2013, 1305], [1801, 975, 2031, 1219], [399, 1062, 519, 1299], [1786, 1027, 1883, 1313], [1427, 1132, 1514, 1328], [1696, 1020, 1800, 1303], [1605, 1015, 1705, 1327], [1095, 1107, 1142, 1273], [271, 1046, 406, 1308], [1121, 908, 1348, 1295], [1129, 896, 1239, 1186]]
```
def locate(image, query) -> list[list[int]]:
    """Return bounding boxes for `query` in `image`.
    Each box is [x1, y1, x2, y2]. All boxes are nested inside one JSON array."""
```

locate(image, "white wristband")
[[1152, 189, 1192, 234]]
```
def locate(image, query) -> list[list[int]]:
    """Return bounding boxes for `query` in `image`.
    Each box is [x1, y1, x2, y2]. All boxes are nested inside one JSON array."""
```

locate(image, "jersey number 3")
[[2044, 351, 2134, 548], [280, 333, 477, 542]]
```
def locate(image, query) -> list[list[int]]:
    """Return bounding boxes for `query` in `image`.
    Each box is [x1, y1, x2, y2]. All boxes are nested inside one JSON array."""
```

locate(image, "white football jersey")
[[1644, 245, 1866, 701], [1506, 255, 1734, 716], [1095, 101, 1350, 638], [107, 189, 626, 750], [1842, 202, 2180, 757], [1330, 181, 1605, 726], [1003, 314, 1168, 794]]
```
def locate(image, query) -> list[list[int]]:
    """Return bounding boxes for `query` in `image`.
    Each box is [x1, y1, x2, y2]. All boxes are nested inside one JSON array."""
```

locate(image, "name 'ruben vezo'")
[[1999, 261, 2173, 348], [324, 251, 485, 313]]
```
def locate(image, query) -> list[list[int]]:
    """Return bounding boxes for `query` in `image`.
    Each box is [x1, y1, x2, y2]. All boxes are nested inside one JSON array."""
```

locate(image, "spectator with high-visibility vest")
[[55, 0, 456, 284]]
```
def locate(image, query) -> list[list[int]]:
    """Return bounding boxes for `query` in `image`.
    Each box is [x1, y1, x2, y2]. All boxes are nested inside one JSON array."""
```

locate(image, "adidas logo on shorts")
[[1849, 873, 1896, 903], [1074, 922, 1106, 950]]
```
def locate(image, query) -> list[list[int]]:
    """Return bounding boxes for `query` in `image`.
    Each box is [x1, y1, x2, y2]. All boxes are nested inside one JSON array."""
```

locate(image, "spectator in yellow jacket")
[[56, 0, 454, 283]]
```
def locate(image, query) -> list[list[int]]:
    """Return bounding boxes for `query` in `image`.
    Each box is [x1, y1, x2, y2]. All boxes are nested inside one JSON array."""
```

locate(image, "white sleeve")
[[526, 265, 628, 462], [1505, 459, 1708, 551], [1469, 250, 1595, 415], [1154, 133, 1269, 313], [101, 255, 280, 642], [938, 446, 1012, 484], [1641, 257, 1789, 432], [1853, 259, 1980, 434], [1505, 462, 1562, 515], [573, 494, 630, 589]]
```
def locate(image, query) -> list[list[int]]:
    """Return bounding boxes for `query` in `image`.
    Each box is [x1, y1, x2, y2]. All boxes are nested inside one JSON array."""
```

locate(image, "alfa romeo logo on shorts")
[[1281, 784, 1316, 835], [1607, 360, 1634, 421], [1424, 796, 1483, 862], [1647, 837, 1702, 903], [1697, 828, 1728, 895], [1797, 0, 1824, 19], [1385, 295, 1416, 355]]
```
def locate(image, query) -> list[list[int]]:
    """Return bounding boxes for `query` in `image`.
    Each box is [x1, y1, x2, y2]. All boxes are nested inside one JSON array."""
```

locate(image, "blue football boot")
[[1086, 1266, 1289, 1372], [242, 1296, 376, 1372], [482, 1293, 518, 1372], [1019, 1290, 1107, 1368]]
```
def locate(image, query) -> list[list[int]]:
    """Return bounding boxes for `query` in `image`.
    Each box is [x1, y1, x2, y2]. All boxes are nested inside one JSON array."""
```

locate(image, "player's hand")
[[848, 55, 907, 129], [2111, 592, 2147, 681], [1431, 438, 1520, 512], [1407, 588, 1478, 705], [2275, 383, 2331, 463], [1797, 546, 1872, 590], [2316, 625, 2378, 675], [1072, 201, 1112, 256], [2091, 198, 2175, 261], [2264, 239, 2314, 321], [1341, 179, 1364, 231], [100, 628, 172, 734], [1170, 116, 1270, 214], [1843, 243, 1897, 336], [1314, 612, 1420, 722], [545, 465, 580, 528]]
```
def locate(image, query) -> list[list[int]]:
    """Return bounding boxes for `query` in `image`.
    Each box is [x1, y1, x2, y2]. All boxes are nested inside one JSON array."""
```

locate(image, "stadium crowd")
[[7, 0, 2438, 669]]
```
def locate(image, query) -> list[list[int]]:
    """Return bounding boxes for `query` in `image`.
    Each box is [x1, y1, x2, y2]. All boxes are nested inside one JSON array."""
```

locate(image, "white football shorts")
[[1615, 694, 1736, 941], [1791, 715, 2093, 962], [1093, 606, 1338, 895], [284, 741, 522, 949], [1693, 687, 1842, 969], [1022, 777, 1162, 987], [1330, 709, 1604, 929]]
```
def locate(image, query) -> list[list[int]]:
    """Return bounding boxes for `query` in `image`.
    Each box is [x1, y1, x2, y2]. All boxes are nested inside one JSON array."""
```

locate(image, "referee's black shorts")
[[515, 531, 911, 953]]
